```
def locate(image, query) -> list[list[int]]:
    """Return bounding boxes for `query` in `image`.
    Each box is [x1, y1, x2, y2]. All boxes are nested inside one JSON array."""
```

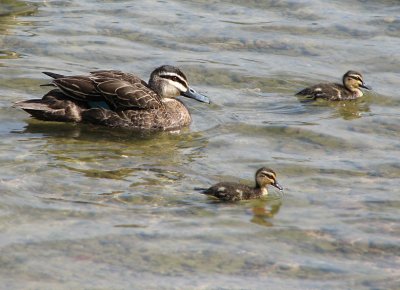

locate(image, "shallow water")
[[1, 0, 400, 289]]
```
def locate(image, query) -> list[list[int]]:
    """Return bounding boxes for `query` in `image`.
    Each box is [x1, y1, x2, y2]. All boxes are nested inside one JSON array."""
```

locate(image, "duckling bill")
[[296, 70, 371, 101], [14, 65, 210, 131], [201, 167, 283, 201]]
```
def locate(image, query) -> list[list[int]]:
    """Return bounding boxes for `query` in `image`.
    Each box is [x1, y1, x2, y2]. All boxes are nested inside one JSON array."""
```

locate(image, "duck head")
[[148, 65, 210, 103]]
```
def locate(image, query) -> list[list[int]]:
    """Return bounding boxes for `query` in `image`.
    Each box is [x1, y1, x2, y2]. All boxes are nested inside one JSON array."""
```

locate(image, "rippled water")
[[1, 0, 399, 289]]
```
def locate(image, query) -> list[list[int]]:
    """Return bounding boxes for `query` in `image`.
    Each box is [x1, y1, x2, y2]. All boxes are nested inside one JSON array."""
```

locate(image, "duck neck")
[[148, 77, 163, 97], [344, 83, 363, 98], [260, 187, 269, 196], [255, 186, 269, 196], [352, 89, 363, 98]]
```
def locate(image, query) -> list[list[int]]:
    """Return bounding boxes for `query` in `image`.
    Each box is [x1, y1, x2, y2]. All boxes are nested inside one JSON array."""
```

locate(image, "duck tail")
[[42, 71, 65, 79], [40, 72, 65, 87], [14, 99, 50, 111], [14, 90, 84, 123], [13, 100, 56, 121], [295, 88, 311, 96], [194, 187, 208, 193]]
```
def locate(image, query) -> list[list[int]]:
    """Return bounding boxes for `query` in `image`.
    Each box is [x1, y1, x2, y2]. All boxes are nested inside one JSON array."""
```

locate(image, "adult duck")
[[14, 65, 210, 130]]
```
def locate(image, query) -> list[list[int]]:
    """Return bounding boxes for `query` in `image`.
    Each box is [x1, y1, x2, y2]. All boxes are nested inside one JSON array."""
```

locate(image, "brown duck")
[[14, 65, 210, 130], [201, 167, 283, 201], [296, 70, 371, 101]]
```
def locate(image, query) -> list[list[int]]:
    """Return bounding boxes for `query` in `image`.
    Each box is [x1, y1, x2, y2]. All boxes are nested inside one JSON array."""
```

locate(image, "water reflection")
[[0, 0, 37, 35], [329, 99, 371, 120], [12, 119, 209, 204], [0, 0, 37, 65], [2, 0, 399, 288], [297, 96, 371, 120], [16, 119, 191, 139], [205, 196, 283, 227], [249, 198, 282, 227]]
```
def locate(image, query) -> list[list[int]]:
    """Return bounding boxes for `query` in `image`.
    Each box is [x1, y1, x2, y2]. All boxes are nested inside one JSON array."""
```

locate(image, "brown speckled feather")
[[201, 167, 282, 202], [95, 78, 163, 110], [90, 70, 146, 85], [203, 182, 262, 202], [81, 99, 191, 130], [47, 70, 163, 109], [14, 90, 88, 123], [15, 89, 191, 131], [296, 82, 355, 101], [15, 66, 209, 131]]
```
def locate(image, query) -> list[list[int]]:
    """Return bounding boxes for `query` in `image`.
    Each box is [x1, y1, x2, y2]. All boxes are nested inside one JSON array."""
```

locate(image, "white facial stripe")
[[348, 74, 363, 82], [166, 79, 187, 92], [261, 171, 275, 180], [159, 72, 188, 87]]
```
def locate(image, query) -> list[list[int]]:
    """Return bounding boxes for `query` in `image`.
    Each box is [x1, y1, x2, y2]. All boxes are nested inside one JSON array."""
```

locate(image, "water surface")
[[0, 0, 399, 289]]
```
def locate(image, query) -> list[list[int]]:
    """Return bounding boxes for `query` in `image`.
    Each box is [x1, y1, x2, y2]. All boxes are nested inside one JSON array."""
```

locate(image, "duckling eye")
[[172, 76, 178, 82]]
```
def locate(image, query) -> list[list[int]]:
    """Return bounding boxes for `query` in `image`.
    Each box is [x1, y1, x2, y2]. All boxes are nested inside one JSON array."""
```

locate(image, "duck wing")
[[203, 183, 253, 201], [43, 72, 102, 102], [90, 70, 147, 86], [43, 70, 163, 110], [296, 83, 344, 100], [92, 75, 163, 110]]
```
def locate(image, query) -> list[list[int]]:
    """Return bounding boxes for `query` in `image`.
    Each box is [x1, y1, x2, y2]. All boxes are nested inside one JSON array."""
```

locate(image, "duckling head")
[[343, 70, 371, 97], [149, 65, 210, 103], [255, 167, 283, 195]]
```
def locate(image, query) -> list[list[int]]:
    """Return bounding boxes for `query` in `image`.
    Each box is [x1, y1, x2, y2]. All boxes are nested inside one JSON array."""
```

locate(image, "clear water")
[[1, 0, 399, 289]]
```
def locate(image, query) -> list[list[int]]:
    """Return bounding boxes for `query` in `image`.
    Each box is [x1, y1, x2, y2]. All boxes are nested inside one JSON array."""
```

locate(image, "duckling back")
[[203, 182, 259, 201], [296, 83, 350, 101]]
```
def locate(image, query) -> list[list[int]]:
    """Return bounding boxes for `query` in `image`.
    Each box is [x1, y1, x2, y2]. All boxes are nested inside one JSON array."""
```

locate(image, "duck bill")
[[182, 87, 210, 104], [360, 83, 371, 90], [273, 181, 283, 191]]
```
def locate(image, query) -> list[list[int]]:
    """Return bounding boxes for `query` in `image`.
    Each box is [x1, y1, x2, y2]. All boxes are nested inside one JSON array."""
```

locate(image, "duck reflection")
[[206, 195, 283, 227], [297, 96, 371, 120], [248, 198, 282, 227], [328, 98, 371, 120], [16, 119, 192, 139], [13, 120, 208, 203]]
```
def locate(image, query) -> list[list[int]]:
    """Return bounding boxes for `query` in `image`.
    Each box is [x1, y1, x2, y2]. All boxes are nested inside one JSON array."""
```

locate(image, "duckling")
[[14, 65, 210, 131], [202, 167, 283, 201], [296, 70, 371, 101]]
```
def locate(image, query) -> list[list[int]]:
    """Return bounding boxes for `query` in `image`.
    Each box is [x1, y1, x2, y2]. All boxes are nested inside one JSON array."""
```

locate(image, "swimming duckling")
[[202, 167, 283, 201], [14, 65, 210, 131], [296, 70, 371, 101]]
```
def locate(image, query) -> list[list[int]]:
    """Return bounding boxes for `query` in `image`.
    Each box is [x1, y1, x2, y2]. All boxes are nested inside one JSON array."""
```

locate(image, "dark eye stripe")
[[349, 75, 363, 82], [260, 172, 275, 180], [160, 74, 188, 88]]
